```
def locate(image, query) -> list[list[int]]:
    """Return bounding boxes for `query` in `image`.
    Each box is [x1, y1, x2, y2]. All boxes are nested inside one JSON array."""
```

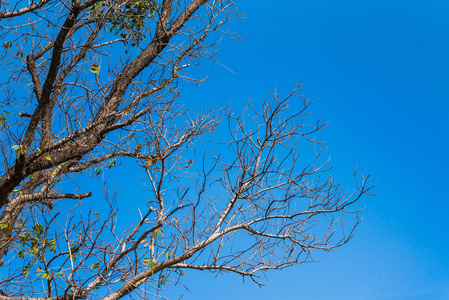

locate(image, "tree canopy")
[[0, 1, 374, 299]]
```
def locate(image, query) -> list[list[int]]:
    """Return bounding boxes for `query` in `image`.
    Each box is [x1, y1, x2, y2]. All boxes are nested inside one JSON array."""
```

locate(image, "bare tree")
[[0, 0, 375, 299]]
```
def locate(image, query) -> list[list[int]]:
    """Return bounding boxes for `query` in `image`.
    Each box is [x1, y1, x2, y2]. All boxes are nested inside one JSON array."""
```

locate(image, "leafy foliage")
[[17, 223, 57, 278], [89, 0, 157, 47], [0, 110, 12, 128]]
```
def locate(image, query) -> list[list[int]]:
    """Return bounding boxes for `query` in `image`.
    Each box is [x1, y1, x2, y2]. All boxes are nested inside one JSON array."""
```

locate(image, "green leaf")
[[108, 158, 116, 169], [152, 228, 161, 238], [48, 239, 56, 253], [21, 265, 30, 277], [158, 274, 167, 287], [18, 232, 30, 245], [94, 166, 102, 175], [0, 222, 11, 229], [70, 243, 78, 254], [134, 144, 143, 154], [0, 114, 7, 126], [90, 64, 100, 74], [151, 261, 156, 274], [68, 242, 79, 260], [33, 223, 44, 237]]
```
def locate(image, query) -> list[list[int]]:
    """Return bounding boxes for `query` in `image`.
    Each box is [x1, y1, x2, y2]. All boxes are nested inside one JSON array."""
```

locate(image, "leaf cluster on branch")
[[89, 0, 157, 47]]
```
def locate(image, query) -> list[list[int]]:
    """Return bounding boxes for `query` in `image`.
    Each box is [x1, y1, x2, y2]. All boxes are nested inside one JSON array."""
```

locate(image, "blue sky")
[[158, 0, 449, 299], [0, 1, 447, 299]]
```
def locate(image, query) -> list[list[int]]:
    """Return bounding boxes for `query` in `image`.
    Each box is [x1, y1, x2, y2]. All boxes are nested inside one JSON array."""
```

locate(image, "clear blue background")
[[158, 0, 449, 299]]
